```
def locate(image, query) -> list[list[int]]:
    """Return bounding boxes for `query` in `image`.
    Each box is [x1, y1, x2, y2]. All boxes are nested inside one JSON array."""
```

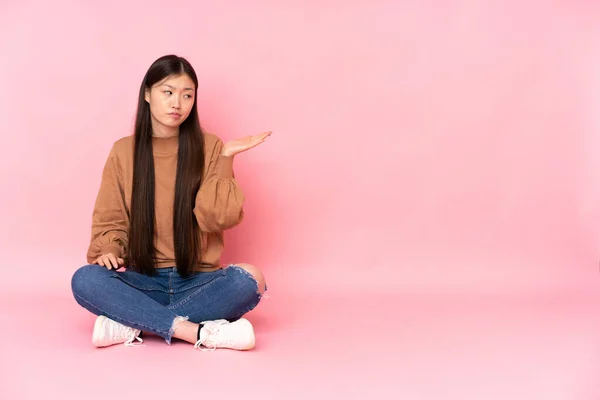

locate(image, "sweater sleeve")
[[194, 138, 245, 232], [86, 145, 129, 263]]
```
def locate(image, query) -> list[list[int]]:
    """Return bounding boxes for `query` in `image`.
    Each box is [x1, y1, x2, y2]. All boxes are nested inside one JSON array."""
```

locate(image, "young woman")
[[71, 55, 271, 350]]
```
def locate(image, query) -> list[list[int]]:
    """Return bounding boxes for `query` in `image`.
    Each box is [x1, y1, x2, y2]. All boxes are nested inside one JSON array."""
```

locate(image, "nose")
[[172, 97, 181, 109]]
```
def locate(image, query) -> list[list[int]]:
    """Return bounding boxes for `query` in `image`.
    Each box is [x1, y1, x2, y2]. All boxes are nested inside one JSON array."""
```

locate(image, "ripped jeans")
[[71, 264, 265, 344]]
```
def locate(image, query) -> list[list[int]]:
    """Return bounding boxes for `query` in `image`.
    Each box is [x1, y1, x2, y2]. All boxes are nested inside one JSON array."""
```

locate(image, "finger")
[[101, 256, 113, 269], [256, 132, 271, 140], [242, 142, 262, 152], [97, 258, 105, 267], [252, 137, 269, 147], [250, 135, 268, 145], [117, 257, 125, 265], [105, 260, 115, 270], [108, 254, 119, 270]]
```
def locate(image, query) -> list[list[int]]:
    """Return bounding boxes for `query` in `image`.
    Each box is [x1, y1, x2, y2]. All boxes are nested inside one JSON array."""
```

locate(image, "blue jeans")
[[71, 264, 265, 344]]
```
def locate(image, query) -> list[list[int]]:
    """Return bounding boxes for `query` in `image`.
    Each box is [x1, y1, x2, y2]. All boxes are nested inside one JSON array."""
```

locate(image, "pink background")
[[1, 0, 599, 295], [2, 1, 600, 399]]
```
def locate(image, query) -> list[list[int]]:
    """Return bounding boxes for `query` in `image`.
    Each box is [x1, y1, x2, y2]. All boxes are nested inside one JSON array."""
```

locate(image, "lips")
[[168, 113, 181, 117]]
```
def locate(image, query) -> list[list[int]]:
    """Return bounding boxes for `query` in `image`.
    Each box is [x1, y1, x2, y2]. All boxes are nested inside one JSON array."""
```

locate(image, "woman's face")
[[145, 74, 196, 135]]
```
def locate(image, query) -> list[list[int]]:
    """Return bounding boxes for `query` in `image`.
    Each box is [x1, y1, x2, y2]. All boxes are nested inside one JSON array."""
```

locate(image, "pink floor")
[[2, 283, 599, 399]]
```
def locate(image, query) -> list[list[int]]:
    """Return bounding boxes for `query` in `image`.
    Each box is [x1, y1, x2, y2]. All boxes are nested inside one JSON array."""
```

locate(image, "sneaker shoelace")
[[124, 334, 144, 347], [109, 321, 144, 347]]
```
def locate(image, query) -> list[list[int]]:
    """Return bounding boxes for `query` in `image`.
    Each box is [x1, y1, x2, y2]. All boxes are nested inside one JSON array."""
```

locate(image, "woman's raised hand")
[[221, 131, 272, 157]]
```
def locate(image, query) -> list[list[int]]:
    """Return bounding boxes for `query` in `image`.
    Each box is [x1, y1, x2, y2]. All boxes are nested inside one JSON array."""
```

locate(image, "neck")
[[151, 120, 179, 138]]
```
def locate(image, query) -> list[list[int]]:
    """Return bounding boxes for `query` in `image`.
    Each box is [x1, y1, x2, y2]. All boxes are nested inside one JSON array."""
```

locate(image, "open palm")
[[222, 131, 272, 157]]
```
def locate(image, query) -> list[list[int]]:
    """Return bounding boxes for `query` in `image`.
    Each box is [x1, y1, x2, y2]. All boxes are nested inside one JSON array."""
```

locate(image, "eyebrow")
[[162, 84, 194, 91]]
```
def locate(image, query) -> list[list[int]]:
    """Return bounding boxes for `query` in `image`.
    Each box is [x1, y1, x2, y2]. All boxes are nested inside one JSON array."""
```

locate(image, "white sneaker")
[[92, 316, 143, 348], [194, 318, 255, 351]]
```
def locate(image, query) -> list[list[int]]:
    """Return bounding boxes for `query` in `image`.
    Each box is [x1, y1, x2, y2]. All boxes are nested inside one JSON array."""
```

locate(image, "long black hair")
[[128, 55, 205, 278]]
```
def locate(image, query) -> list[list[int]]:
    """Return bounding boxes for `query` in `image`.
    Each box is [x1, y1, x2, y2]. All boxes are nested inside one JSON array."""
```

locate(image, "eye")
[[164, 90, 172, 95], [184, 94, 193, 99]]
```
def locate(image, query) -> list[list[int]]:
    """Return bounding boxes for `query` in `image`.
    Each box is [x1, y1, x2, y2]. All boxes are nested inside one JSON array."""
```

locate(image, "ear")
[[144, 87, 150, 103]]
